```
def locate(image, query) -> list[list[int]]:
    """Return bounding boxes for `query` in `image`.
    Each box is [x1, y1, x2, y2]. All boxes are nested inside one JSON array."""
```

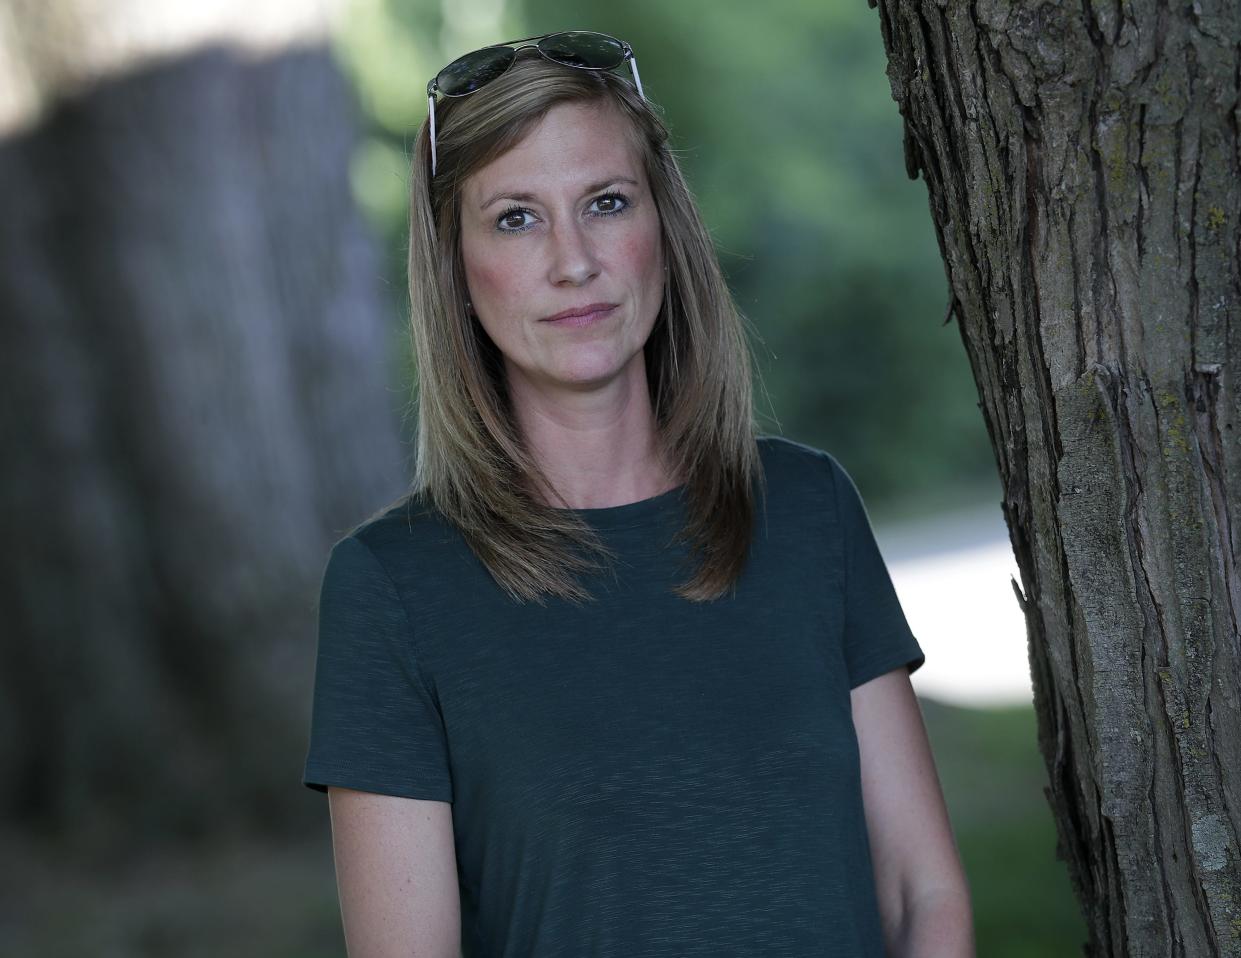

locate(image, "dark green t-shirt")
[[303, 435, 925, 957]]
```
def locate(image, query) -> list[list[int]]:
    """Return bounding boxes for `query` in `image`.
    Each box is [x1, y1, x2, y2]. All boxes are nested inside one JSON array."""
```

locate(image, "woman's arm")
[[328, 787, 461, 957], [852, 667, 976, 958]]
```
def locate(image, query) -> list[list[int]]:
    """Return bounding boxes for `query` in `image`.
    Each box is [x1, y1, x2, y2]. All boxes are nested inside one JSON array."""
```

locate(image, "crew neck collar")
[[555, 482, 687, 530]]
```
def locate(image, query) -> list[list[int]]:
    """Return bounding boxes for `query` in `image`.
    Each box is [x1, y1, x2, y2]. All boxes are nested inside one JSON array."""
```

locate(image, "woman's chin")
[[543, 350, 642, 389], [545, 367, 626, 392]]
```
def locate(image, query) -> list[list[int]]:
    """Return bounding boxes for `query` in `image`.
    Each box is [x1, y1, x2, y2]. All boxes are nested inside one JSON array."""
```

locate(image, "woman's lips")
[[541, 304, 618, 327]]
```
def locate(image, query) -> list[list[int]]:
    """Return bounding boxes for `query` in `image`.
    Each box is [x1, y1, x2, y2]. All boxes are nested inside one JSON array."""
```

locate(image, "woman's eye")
[[591, 192, 630, 215], [497, 206, 532, 232]]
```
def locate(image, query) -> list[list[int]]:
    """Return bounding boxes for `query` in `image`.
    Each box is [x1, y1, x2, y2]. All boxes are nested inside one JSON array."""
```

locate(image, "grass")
[[920, 697, 1088, 956], [0, 828, 345, 958]]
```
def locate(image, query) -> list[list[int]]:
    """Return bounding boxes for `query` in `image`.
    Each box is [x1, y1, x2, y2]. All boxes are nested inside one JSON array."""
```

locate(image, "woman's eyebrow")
[[479, 176, 639, 211]]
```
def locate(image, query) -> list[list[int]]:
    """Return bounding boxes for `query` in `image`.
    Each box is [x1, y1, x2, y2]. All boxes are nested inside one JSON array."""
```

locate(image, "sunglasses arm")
[[627, 55, 646, 100], [428, 92, 438, 176]]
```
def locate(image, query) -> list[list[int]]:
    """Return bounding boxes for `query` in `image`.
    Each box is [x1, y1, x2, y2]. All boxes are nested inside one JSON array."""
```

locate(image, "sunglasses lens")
[[537, 31, 625, 70], [436, 46, 516, 96]]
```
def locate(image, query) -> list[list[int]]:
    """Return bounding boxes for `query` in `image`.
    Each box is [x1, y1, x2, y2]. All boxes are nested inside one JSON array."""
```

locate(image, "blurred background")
[[0, 0, 1086, 954]]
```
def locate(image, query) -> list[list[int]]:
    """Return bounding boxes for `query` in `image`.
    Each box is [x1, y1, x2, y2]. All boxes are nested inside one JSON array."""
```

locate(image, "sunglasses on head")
[[425, 31, 646, 178]]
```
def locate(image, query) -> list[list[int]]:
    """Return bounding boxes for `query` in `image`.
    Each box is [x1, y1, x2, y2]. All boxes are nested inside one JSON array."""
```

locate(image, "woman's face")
[[459, 99, 664, 398]]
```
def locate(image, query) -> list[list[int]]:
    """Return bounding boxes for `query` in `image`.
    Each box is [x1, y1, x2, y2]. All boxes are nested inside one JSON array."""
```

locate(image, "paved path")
[[875, 504, 1034, 709]]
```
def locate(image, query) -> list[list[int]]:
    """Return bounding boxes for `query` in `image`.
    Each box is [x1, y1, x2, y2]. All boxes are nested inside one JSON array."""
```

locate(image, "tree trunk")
[[869, 0, 1240, 953], [0, 3, 407, 848]]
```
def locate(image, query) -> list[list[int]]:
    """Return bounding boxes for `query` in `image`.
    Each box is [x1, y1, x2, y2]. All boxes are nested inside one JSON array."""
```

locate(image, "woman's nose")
[[547, 218, 601, 286]]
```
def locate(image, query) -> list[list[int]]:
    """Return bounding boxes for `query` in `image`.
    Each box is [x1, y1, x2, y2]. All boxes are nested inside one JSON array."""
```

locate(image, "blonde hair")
[[399, 48, 766, 605]]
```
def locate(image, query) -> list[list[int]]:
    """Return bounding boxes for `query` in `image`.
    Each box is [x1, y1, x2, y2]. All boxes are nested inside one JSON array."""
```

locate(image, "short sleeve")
[[301, 535, 454, 801], [829, 456, 926, 690]]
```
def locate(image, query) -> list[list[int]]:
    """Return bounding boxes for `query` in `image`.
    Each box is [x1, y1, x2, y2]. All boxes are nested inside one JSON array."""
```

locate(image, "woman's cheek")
[[622, 210, 663, 273], [467, 252, 520, 308]]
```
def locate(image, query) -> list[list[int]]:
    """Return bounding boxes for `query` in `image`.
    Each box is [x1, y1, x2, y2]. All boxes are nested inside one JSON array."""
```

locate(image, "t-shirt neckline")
[[554, 482, 687, 530]]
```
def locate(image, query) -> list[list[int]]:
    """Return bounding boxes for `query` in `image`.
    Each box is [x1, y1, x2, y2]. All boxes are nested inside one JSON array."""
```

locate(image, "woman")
[[303, 30, 975, 958]]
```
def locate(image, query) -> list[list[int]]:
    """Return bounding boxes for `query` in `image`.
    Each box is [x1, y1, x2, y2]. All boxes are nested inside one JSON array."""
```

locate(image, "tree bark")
[[0, 4, 406, 847], [869, 0, 1240, 953]]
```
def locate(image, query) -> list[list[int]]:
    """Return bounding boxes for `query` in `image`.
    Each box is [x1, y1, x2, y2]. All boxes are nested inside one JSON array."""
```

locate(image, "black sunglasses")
[[425, 31, 646, 177]]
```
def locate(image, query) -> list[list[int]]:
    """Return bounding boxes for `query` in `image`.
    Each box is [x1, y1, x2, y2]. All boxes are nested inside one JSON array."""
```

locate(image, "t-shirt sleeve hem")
[[847, 635, 926, 690], [302, 762, 454, 802]]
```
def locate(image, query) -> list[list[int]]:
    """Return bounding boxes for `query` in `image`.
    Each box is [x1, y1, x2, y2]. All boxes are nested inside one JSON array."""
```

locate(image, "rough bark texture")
[[0, 26, 406, 843], [870, 0, 1241, 954]]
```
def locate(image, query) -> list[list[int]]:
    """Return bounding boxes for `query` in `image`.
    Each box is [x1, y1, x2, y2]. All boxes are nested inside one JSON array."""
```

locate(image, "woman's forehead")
[[464, 101, 644, 203]]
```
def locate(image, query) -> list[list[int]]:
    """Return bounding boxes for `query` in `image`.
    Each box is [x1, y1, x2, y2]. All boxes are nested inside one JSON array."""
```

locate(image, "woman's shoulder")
[[756, 433, 847, 489], [328, 491, 461, 574]]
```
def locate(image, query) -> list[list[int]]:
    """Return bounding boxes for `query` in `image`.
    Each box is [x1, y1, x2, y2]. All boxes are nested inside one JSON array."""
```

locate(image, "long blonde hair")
[[400, 48, 765, 605]]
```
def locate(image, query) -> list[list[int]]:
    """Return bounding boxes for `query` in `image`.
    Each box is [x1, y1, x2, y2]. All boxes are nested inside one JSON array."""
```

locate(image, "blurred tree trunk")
[[870, 0, 1240, 953], [0, 2, 408, 847]]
